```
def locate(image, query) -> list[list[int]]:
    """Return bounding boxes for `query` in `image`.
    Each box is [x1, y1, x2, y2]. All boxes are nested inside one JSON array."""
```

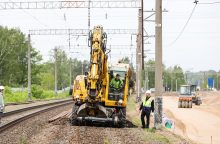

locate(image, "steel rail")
[[0, 100, 73, 133], [2, 99, 72, 118]]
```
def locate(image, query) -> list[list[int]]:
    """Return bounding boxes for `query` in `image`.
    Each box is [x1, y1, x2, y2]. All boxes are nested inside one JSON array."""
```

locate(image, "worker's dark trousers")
[[0, 112, 2, 123], [141, 110, 150, 128]]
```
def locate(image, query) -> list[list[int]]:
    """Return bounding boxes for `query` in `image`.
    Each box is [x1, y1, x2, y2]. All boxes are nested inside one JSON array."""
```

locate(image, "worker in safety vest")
[[139, 90, 154, 128], [110, 74, 123, 92], [0, 86, 5, 123]]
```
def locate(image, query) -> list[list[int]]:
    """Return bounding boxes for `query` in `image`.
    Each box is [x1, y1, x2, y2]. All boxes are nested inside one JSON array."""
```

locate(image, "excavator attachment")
[[71, 102, 126, 126], [76, 104, 110, 123], [77, 103, 108, 118]]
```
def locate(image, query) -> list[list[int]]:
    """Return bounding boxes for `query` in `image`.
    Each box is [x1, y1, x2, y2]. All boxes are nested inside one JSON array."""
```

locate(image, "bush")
[[58, 91, 69, 98], [42, 90, 54, 99], [3, 85, 70, 103], [31, 85, 44, 99], [4, 86, 13, 95], [4, 87, 28, 103]]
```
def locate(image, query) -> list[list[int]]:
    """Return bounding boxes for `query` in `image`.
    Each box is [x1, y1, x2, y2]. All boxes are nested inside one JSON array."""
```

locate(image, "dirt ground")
[[163, 91, 220, 144]]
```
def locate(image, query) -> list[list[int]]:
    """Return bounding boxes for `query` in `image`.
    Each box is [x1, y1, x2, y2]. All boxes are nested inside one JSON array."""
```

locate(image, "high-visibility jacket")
[[143, 98, 152, 107], [140, 97, 154, 112], [110, 78, 123, 89]]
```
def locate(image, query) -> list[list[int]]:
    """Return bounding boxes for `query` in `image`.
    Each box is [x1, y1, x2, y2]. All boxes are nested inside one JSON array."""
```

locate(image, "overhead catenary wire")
[[166, 2, 198, 47], [198, 1, 220, 4], [8, 0, 48, 28]]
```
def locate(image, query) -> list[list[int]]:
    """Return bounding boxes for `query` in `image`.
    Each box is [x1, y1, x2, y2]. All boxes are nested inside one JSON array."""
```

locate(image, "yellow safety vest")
[[143, 98, 152, 107]]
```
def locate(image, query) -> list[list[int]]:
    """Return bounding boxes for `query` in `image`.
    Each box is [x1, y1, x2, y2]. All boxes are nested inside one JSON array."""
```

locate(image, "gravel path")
[[28, 122, 190, 144], [29, 124, 146, 144]]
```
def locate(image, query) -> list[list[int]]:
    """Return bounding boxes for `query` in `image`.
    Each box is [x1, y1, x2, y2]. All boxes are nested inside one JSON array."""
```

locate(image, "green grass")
[[142, 129, 170, 144], [127, 96, 136, 110], [4, 86, 70, 103], [127, 95, 142, 126]]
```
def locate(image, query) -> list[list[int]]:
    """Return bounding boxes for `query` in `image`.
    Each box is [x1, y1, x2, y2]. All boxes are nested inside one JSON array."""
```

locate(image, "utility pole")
[[154, 0, 163, 129], [141, 0, 144, 69], [27, 34, 32, 101], [144, 70, 147, 91], [217, 72, 219, 90], [68, 29, 72, 88], [69, 58, 72, 87], [171, 77, 173, 91], [136, 8, 143, 102], [203, 72, 206, 90], [54, 48, 58, 96], [146, 69, 149, 90], [165, 80, 167, 92], [82, 61, 84, 75], [88, 0, 91, 30], [176, 79, 178, 92], [88, 0, 91, 46]]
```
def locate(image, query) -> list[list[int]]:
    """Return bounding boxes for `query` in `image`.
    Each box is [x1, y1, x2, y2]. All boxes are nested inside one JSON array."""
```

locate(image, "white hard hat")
[[145, 90, 151, 94], [0, 86, 4, 90]]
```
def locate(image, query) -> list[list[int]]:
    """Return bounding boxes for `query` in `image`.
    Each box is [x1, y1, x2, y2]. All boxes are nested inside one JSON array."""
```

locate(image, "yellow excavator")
[[71, 26, 131, 127]]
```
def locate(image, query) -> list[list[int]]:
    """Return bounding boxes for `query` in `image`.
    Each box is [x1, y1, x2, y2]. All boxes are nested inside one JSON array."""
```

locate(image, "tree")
[[163, 65, 185, 91], [38, 49, 87, 90], [144, 60, 185, 91], [38, 62, 55, 90], [118, 57, 130, 64], [145, 60, 155, 89], [0, 26, 42, 87]]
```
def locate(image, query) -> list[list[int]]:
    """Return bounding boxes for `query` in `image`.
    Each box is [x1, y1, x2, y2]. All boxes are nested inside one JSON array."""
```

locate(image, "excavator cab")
[[108, 70, 125, 101], [107, 63, 131, 107]]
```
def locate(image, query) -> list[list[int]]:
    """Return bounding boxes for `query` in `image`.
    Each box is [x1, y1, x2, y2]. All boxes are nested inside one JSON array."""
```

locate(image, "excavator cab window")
[[108, 70, 125, 101], [110, 70, 114, 80]]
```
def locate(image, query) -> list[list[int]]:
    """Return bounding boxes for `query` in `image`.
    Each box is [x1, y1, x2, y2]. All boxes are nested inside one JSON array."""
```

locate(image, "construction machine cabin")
[[178, 84, 202, 108], [71, 26, 132, 127]]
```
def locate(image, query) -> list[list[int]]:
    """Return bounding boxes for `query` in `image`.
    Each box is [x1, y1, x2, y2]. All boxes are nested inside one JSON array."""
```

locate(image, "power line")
[[167, 2, 197, 47], [8, 0, 48, 28], [198, 1, 220, 4]]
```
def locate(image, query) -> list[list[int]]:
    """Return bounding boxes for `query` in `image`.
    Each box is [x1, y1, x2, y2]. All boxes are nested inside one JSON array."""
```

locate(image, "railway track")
[[0, 99, 73, 133]]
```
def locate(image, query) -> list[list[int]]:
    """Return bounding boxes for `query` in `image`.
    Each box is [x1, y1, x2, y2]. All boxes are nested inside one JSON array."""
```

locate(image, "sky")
[[0, 0, 220, 72]]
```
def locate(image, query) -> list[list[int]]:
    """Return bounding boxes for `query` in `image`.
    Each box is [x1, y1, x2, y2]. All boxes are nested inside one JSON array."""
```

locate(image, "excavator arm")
[[75, 26, 109, 120], [87, 26, 107, 101]]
